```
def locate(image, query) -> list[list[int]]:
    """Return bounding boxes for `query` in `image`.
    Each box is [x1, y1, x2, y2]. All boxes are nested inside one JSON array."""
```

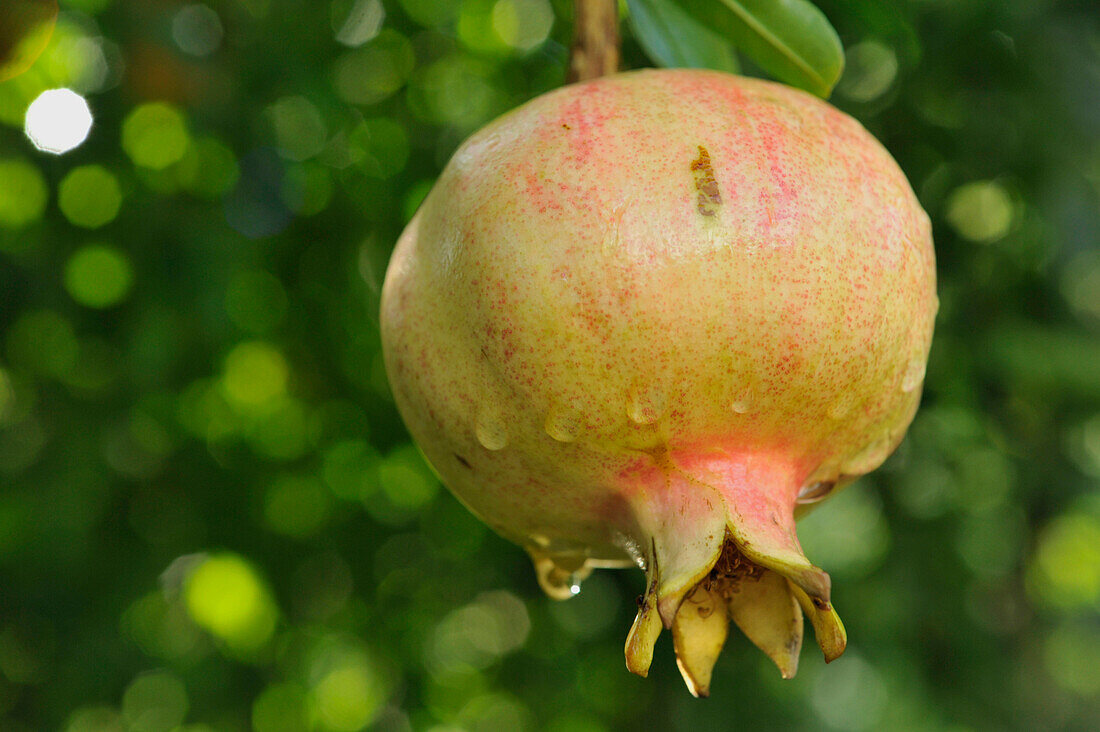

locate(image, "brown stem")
[[567, 0, 620, 83]]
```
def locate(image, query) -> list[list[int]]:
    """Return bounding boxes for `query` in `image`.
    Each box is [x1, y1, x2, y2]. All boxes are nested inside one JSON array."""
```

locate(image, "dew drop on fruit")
[[544, 407, 581, 443], [540, 567, 584, 596], [530, 549, 592, 599], [797, 480, 835, 505], [900, 358, 927, 393], [730, 388, 754, 414], [628, 384, 667, 425], [475, 406, 509, 450]]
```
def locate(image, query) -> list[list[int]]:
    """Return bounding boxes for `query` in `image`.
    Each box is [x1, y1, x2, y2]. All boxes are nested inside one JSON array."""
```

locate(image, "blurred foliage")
[[1, 0, 1099, 730]]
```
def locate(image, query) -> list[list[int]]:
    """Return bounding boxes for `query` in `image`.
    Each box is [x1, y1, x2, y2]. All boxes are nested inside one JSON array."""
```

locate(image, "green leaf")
[[675, 0, 844, 97], [626, 0, 739, 73]]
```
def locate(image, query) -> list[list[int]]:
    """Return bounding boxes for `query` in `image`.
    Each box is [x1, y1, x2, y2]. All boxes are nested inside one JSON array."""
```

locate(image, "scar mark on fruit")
[[454, 453, 472, 469], [690, 145, 722, 217]]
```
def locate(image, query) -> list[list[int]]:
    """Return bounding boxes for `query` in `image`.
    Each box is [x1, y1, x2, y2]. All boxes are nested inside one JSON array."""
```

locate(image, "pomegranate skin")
[[381, 69, 936, 694]]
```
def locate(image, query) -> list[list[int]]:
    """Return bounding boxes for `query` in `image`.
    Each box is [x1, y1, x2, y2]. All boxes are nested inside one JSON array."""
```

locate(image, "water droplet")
[[530, 551, 592, 600], [730, 387, 754, 414], [475, 406, 508, 450], [797, 480, 835, 505], [900, 358, 927, 393], [545, 407, 581, 443], [628, 384, 667, 425], [603, 200, 629, 256]]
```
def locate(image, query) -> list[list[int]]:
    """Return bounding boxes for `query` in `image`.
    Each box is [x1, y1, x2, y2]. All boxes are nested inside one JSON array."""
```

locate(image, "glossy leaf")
[[675, 0, 844, 97], [627, 0, 739, 73]]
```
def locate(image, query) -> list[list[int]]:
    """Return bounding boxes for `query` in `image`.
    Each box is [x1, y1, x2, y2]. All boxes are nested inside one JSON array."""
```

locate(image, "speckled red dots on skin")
[[381, 69, 936, 690]]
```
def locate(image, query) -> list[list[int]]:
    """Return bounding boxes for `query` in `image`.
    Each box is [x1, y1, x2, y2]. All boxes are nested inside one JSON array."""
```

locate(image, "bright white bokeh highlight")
[[24, 89, 93, 154]]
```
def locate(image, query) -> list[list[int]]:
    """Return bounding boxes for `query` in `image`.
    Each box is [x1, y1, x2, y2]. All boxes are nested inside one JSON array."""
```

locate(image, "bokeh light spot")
[[810, 654, 888, 730], [397, 0, 458, 27], [25, 88, 92, 154], [281, 162, 333, 216], [838, 40, 898, 103], [425, 592, 530, 678], [457, 0, 509, 55], [491, 0, 554, 52], [377, 444, 439, 510], [0, 159, 48, 228], [0, 1, 58, 82], [349, 117, 408, 178], [49, 30, 111, 93], [264, 474, 332, 537], [1043, 622, 1100, 696], [172, 4, 224, 57], [311, 656, 385, 731], [221, 341, 289, 408], [184, 553, 278, 652], [332, 29, 414, 106], [177, 378, 241, 443], [121, 671, 189, 732], [64, 244, 133, 308], [252, 683, 309, 732], [946, 180, 1014, 243], [797, 482, 891, 579], [176, 136, 240, 198], [410, 55, 501, 129], [58, 165, 122, 228], [64, 706, 125, 732], [267, 95, 327, 162], [457, 692, 532, 731], [322, 439, 379, 500], [122, 102, 190, 170], [332, 0, 385, 47], [121, 591, 202, 661], [1027, 513, 1100, 608]]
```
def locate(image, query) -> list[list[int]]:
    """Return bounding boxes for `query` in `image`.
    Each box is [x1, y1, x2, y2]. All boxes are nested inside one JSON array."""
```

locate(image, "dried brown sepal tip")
[[626, 539, 846, 695]]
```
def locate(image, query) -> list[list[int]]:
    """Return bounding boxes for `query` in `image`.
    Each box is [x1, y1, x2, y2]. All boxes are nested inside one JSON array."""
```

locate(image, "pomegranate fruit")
[[381, 69, 936, 695]]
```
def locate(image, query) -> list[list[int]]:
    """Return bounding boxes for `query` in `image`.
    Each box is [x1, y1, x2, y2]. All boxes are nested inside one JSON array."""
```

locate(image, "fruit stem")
[[567, 0, 620, 82]]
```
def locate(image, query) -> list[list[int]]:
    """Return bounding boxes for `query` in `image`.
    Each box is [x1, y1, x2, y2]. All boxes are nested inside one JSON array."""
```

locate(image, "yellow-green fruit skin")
[[380, 69, 936, 684]]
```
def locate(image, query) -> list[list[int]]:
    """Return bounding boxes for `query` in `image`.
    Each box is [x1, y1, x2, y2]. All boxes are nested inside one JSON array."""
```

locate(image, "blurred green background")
[[1, 0, 1100, 730]]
